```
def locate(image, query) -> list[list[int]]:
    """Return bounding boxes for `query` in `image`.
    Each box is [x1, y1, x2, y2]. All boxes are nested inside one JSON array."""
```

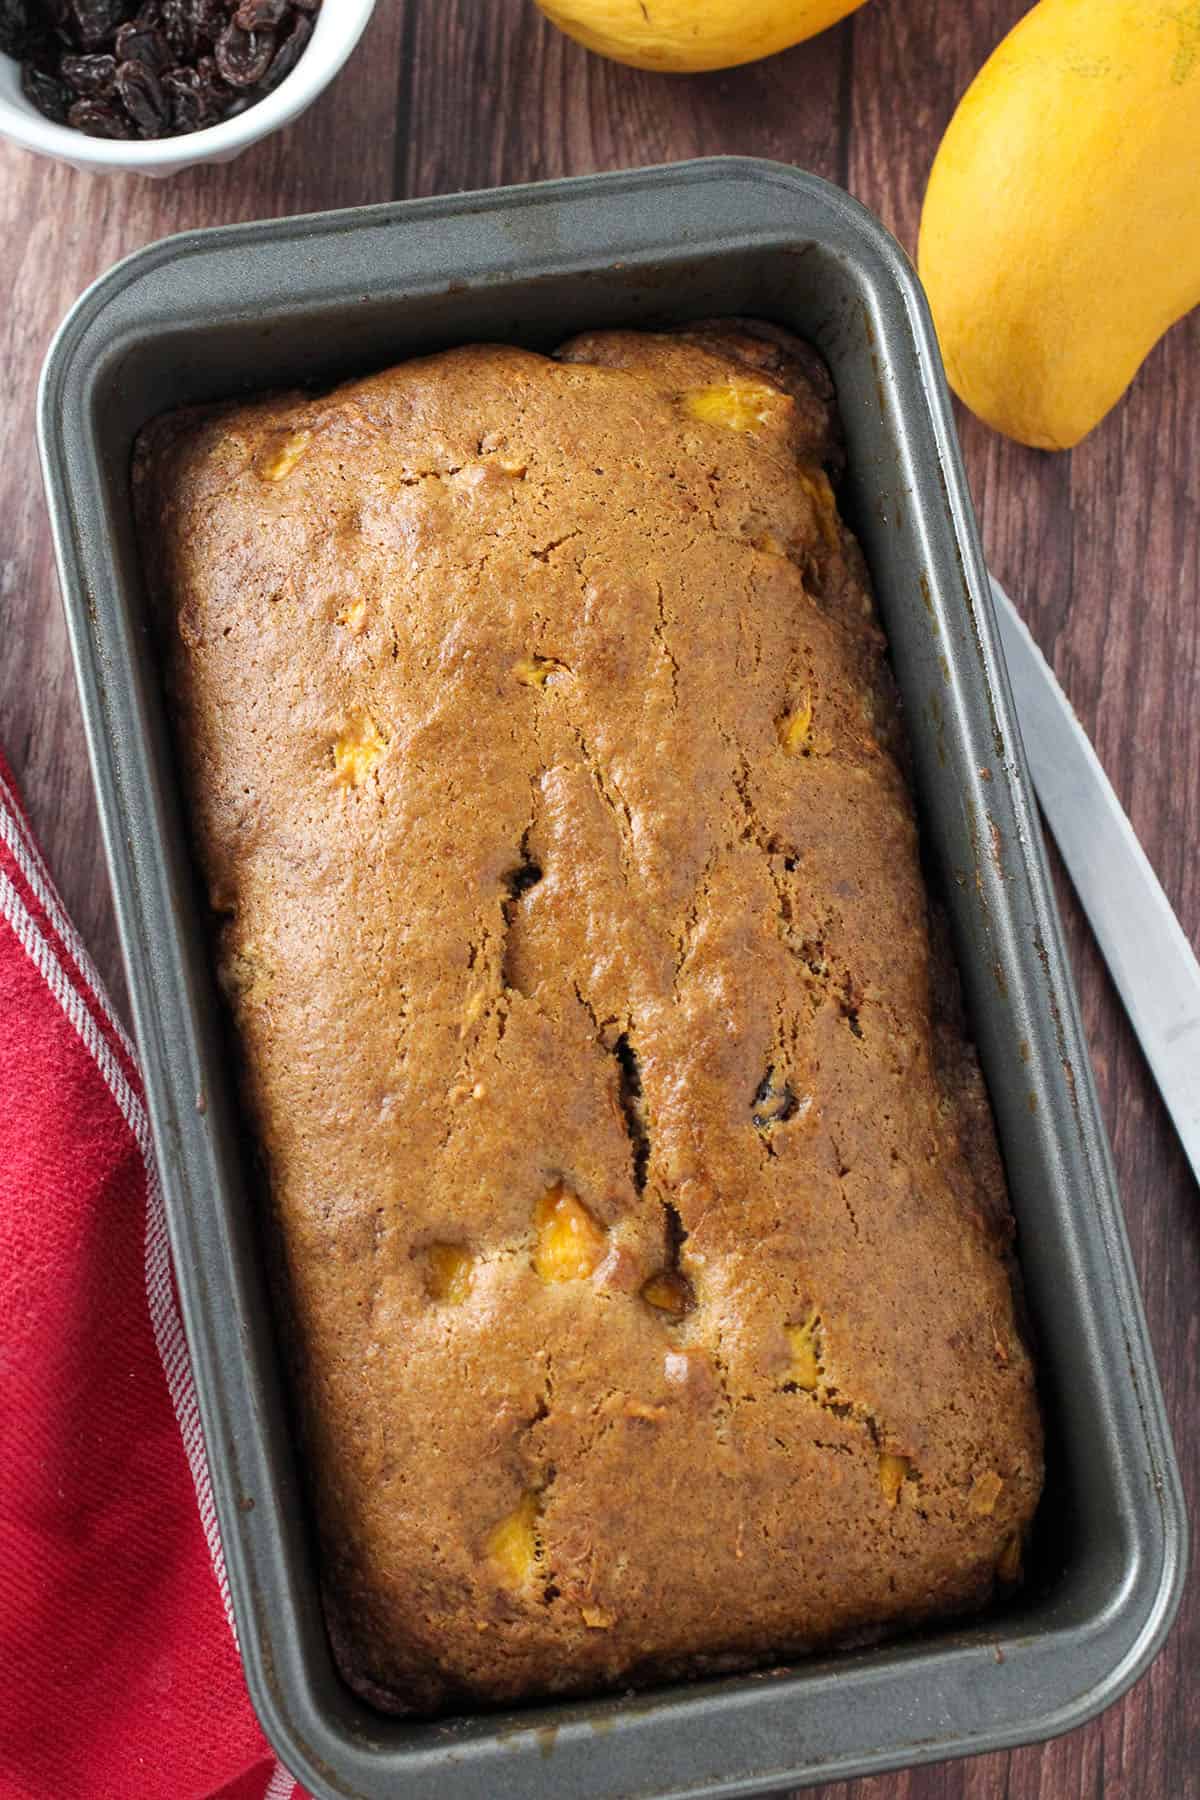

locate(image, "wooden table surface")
[[3, 2, 1196, 1795]]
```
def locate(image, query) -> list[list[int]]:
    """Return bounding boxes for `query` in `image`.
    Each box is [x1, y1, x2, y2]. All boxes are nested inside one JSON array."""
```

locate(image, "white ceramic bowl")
[[0, 0, 376, 176]]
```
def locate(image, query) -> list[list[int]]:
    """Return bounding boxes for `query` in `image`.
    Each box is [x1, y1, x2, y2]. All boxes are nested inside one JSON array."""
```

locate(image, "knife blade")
[[989, 572, 1200, 1188]]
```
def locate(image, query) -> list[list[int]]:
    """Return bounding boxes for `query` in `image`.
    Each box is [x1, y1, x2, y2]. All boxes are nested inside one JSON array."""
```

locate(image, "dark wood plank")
[[395, 0, 850, 195], [1, 2, 1195, 1795]]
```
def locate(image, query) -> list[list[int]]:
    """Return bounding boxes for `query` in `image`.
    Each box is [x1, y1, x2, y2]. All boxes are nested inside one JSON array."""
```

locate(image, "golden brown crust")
[[135, 325, 1042, 1715]]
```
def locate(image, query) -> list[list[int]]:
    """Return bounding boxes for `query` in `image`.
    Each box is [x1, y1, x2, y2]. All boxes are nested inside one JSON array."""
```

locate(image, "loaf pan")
[[38, 159, 1186, 1799]]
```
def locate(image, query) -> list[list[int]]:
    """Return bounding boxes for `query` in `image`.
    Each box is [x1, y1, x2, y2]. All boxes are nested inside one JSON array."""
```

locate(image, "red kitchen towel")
[[0, 749, 306, 1800]]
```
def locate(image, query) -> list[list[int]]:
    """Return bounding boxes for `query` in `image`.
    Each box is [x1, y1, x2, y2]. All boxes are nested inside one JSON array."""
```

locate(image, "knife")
[[989, 572, 1200, 1188]]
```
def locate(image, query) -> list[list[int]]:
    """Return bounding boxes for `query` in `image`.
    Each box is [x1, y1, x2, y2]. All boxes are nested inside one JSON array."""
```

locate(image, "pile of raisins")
[[1, 0, 323, 140]]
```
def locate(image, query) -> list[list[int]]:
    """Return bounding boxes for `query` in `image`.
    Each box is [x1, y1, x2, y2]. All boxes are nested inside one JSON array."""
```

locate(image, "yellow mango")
[[777, 692, 814, 756], [332, 718, 386, 788], [534, 0, 867, 73], [486, 1490, 542, 1588], [257, 428, 311, 481], [533, 1184, 607, 1281], [683, 382, 780, 431], [424, 1243, 474, 1304], [784, 1310, 822, 1390], [918, 0, 1200, 449], [513, 655, 567, 688], [878, 1452, 911, 1509]]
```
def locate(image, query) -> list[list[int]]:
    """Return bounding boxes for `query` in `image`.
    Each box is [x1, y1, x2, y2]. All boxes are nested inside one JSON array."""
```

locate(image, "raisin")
[[61, 50, 117, 94], [67, 95, 134, 134], [18, 24, 60, 71], [161, 61, 202, 128], [115, 55, 167, 132], [114, 19, 168, 68], [22, 61, 71, 122], [160, 0, 194, 58], [195, 50, 232, 96], [0, 0, 33, 60], [214, 19, 274, 86], [192, 51, 232, 108], [257, 10, 308, 93], [189, 0, 227, 44], [71, 0, 126, 47], [10, 0, 70, 55], [234, 0, 287, 26]]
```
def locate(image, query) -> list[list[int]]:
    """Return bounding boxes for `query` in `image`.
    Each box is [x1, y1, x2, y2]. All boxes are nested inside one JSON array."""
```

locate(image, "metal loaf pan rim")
[[37, 157, 1187, 1799]]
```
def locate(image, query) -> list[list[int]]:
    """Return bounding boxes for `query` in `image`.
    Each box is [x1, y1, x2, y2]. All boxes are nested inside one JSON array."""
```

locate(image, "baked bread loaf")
[[135, 322, 1042, 1714]]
